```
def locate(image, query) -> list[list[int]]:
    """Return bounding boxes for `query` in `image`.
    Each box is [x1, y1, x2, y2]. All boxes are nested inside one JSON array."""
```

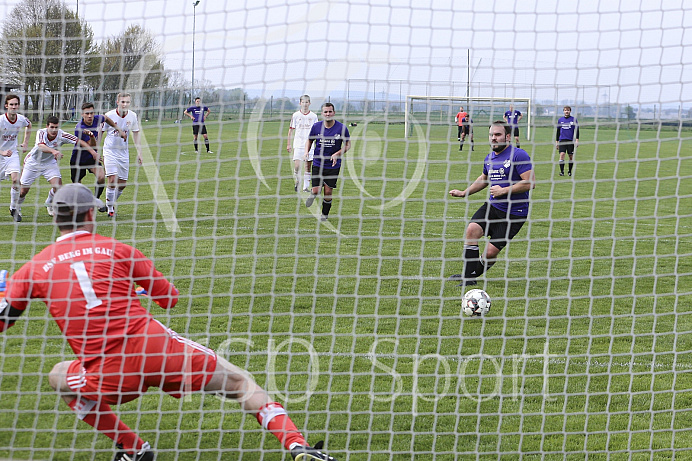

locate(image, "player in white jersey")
[[17, 116, 98, 221], [101, 92, 142, 218], [286, 95, 318, 192], [0, 94, 32, 222]]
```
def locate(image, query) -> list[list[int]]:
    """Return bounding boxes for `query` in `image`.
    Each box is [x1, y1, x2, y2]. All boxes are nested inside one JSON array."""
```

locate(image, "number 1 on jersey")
[[70, 261, 103, 309]]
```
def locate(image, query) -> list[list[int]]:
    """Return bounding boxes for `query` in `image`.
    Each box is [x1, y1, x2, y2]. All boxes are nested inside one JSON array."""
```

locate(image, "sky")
[[1, 0, 691, 106]]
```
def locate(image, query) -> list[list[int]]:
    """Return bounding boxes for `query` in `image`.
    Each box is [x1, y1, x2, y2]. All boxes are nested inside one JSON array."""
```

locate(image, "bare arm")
[[78, 139, 99, 161], [304, 138, 313, 160], [449, 174, 489, 198], [21, 122, 32, 152], [287, 127, 295, 152], [104, 115, 127, 140], [133, 130, 142, 165], [183, 109, 194, 120], [331, 139, 351, 167], [204, 108, 210, 122]]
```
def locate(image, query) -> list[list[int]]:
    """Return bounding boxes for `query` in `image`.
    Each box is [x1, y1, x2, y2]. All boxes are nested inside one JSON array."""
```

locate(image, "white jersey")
[[290, 110, 318, 152], [103, 109, 139, 155], [24, 128, 79, 168], [0, 113, 31, 155]]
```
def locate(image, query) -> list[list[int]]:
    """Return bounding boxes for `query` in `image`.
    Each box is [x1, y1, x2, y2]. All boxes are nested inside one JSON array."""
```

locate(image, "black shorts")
[[70, 150, 100, 183], [558, 142, 575, 155], [470, 202, 527, 251], [311, 164, 341, 189], [192, 124, 208, 136], [512, 127, 520, 137], [462, 125, 470, 135]]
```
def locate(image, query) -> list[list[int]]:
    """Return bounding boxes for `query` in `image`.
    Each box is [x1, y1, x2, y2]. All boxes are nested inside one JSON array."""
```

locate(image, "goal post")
[[405, 95, 532, 139]]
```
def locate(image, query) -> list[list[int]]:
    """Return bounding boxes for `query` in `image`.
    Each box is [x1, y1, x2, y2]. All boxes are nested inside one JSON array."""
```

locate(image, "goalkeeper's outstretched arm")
[[0, 298, 24, 332]]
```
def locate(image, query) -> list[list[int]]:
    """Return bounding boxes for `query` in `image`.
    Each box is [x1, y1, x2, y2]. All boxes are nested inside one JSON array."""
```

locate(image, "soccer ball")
[[462, 289, 491, 317]]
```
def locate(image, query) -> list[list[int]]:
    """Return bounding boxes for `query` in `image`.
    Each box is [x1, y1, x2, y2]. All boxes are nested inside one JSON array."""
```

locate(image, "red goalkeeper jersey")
[[5, 231, 178, 366]]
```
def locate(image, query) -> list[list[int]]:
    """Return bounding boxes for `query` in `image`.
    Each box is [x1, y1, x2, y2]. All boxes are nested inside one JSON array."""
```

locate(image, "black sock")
[[463, 245, 482, 279], [517, 144, 520, 148], [480, 257, 495, 274], [559, 161, 565, 174], [471, 142, 474, 151], [459, 141, 464, 151], [95, 183, 105, 199], [205, 139, 210, 151], [568, 162, 573, 174], [322, 199, 332, 217], [194, 141, 198, 152]]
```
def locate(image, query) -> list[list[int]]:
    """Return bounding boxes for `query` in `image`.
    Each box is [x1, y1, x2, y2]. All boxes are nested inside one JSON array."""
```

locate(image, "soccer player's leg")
[[306, 164, 322, 207], [292, 158, 302, 191], [320, 169, 339, 221], [44, 175, 62, 217], [48, 360, 148, 457], [567, 145, 575, 176], [9, 164, 21, 219], [201, 125, 211, 153], [449, 204, 488, 286], [558, 144, 566, 176], [192, 125, 200, 153]]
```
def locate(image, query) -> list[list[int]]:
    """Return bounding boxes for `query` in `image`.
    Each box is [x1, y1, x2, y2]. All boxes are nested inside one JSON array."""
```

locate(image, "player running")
[[1, 183, 341, 461], [0, 94, 32, 222], [71, 102, 126, 207], [287, 95, 318, 191], [17, 116, 98, 220], [102, 93, 142, 218]]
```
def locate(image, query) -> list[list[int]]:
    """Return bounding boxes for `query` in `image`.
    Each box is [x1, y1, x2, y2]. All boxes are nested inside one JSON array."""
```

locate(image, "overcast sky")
[[2, 0, 691, 106]]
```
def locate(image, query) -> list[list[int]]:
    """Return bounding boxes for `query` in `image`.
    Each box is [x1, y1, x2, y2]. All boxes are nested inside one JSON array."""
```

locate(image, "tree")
[[97, 24, 168, 117], [0, 0, 99, 121]]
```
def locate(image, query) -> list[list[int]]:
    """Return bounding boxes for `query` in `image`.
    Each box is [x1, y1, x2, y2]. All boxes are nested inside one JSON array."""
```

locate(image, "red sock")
[[256, 402, 307, 450], [68, 398, 144, 452]]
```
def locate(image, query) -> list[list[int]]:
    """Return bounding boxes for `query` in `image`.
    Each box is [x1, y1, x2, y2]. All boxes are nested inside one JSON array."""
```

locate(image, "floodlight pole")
[[192, 0, 201, 100]]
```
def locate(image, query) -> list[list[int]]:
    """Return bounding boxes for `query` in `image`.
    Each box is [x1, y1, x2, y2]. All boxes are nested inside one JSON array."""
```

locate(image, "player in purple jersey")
[[503, 104, 523, 148], [555, 106, 580, 176], [70, 102, 126, 208], [448, 120, 535, 287], [184, 98, 212, 154], [304, 103, 351, 221]]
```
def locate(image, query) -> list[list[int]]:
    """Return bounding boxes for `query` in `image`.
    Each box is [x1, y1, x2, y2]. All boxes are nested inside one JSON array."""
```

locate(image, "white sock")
[[116, 189, 123, 200], [106, 188, 116, 210], [46, 188, 55, 204], [293, 169, 300, 184], [10, 187, 19, 209], [17, 195, 25, 211], [303, 173, 310, 190]]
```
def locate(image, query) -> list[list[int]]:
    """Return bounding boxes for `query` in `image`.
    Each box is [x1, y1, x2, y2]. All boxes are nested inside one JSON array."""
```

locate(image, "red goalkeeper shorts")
[[66, 319, 217, 404]]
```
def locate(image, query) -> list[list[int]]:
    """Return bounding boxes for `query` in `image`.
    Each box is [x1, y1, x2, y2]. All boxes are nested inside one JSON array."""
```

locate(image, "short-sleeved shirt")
[[456, 111, 468, 126], [482, 146, 533, 217], [504, 110, 522, 126], [308, 120, 350, 169], [0, 113, 31, 155], [556, 116, 579, 141], [24, 128, 79, 169], [186, 106, 208, 125], [103, 109, 139, 155], [5, 231, 178, 367], [290, 110, 318, 152]]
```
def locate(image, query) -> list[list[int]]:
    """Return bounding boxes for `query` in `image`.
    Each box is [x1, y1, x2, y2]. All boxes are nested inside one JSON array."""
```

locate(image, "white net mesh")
[[0, 1, 691, 460]]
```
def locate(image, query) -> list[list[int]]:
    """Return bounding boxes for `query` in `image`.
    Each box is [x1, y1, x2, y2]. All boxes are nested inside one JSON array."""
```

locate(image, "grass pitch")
[[0, 116, 691, 460]]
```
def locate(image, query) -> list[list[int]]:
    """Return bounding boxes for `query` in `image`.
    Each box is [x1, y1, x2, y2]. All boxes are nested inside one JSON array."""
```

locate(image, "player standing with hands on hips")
[[555, 105, 579, 176], [448, 120, 535, 288], [304, 103, 351, 221], [0, 183, 341, 461]]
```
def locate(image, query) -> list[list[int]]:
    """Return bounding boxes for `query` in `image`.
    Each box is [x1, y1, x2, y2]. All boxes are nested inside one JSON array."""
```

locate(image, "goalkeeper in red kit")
[[0, 183, 338, 461]]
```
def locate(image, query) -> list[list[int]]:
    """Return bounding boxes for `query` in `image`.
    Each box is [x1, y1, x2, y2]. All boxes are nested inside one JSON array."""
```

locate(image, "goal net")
[[405, 96, 532, 139], [0, 1, 691, 460]]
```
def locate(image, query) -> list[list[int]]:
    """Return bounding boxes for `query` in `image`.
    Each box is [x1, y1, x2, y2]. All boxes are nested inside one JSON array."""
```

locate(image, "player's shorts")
[[70, 150, 101, 183], [66, 319, 218, 405], [462, 125, 470, 136], [0, 153, 20, 180], [103, 151, 129, 180], [311, 164, 340, 189], [470, 202, 526, 251], [20, 164, 61, 186], [192, 124, 208, 136], [512, 127, 520, 137], [293, 146, 314, 162], [558, 142, 575, 155]]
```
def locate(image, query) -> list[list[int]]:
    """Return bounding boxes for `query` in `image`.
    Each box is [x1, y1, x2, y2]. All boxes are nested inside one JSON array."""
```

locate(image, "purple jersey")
[[309, 121, 350, 169], [556, 116, 579, 141], [186, 106, 208, 124], [71, 114, 105, 161], [504, 110, 522, 126], [482, 146, 532, 217]]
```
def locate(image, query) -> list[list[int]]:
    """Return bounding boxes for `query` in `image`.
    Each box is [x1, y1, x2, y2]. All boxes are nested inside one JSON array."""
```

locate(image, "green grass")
[[0, 117, 691, 460]]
